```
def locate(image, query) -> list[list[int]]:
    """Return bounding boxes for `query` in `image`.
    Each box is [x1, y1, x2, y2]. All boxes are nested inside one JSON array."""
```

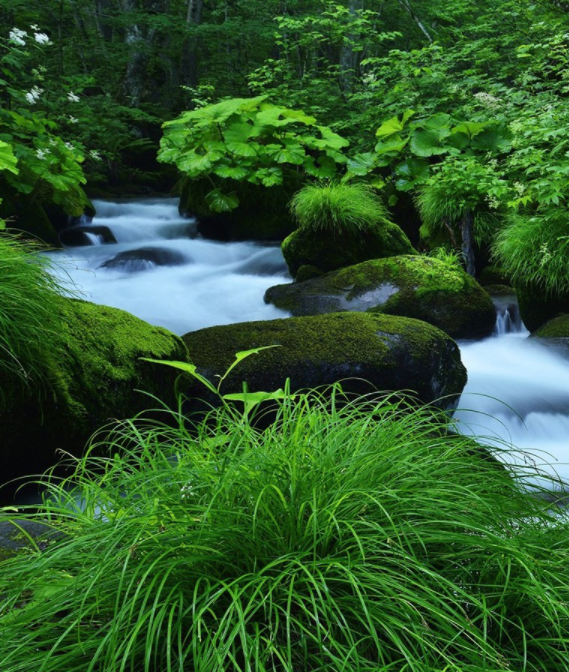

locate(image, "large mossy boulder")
[[530, 314, 569, 345], [182, 312, 467, 408], [0, 298, 188, 492], [282, 223, 415, 279], [516, 284, 569, 333], [265, 255, 496, 340], [179, 178, 297, 242]]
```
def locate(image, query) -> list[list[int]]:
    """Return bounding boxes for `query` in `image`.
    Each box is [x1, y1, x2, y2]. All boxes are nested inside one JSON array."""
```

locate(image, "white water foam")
[[49, 198, 291, 334]]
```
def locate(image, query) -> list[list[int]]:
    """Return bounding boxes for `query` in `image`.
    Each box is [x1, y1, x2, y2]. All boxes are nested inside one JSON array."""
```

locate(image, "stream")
[[50, 199, 569, 485]]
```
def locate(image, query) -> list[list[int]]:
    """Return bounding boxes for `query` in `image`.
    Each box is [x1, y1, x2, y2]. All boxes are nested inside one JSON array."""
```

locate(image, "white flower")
[[34, 32, 52, 45], [67, 91, 80, 103], [65, 141, 75, 152], [24, 86, 43, 104], [48, 138, 58, 146], [30, 24, 39, 31], [36, 148, 50, 160], [89, 150, 102, 161], [9, 28, 27, 46], [68, 116, 79, 124]]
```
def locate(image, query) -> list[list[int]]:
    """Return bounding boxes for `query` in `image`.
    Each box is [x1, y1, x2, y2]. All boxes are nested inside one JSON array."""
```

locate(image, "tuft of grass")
[[0, 231, 69, 405], [1, 389, 569, 671], [493, 211, 569, 295], [289, 181, 392, 236]]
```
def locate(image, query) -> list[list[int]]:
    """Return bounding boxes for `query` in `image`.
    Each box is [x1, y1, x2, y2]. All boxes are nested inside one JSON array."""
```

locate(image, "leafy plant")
[[1, 389, 569, 670], [289, 180, 391, 236], [158, 96, 350, 212]]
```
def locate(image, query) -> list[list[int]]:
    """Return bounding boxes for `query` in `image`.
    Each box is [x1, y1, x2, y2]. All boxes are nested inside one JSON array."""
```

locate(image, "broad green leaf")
[[224, 123, 254, 144], [223, 388, 293, 416], [254, 167, 283, 187], [205, 188, 240, 212], [0, 141, 18, 174], [316, 126, 350, 149], [221, 345, 282, 383], [422, 113, 452, 130], [471, 128, 512, 153], [394, 158, 430, 191], [374, 136, 409, 156], [409, 129, 452, 157], [214, 164, 250, 180], [140, 357, 218, 394], [346, 152, 376, 176], [447, 132, 471, 150], [178, 151, 213, 176], [376, 109, 415, 139], [304, 155, 338, 178], [451, 121, 487, 139], [226, 140, 258, 157], [268, 146, 305, 165]]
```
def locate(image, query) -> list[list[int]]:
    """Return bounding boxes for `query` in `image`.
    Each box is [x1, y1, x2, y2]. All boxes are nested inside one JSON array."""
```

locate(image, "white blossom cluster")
[[25, 86, 44, 104], [67, 91, 80, 103], [473, 91, 502, 110], [9, 26, 53, 47]]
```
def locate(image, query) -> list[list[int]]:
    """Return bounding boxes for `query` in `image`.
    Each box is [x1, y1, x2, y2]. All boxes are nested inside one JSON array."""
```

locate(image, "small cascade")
[[492, 295, 527, 336], [48, 198, 291, 334], [83, 232, 104, 245]]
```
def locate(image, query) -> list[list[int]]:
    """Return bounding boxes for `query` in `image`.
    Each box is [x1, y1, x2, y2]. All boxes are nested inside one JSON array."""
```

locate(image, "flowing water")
[[49, 198, 290, 335], [50, 199, 569, 485], [455, 297, 569, 486]]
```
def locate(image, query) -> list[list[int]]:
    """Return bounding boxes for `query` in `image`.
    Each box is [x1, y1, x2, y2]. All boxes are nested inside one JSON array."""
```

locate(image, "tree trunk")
[[395, 0, 433, 43], [461, 211, 476, 277], [181, 0, 204, 90], [339, 0, 364, 94]]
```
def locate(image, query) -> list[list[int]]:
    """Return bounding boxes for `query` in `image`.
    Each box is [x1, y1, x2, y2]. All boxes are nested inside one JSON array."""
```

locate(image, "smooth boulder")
[[0, 298, 188, 492], [100, 246, 187, 272], [59, 225, 117, 247], [282, 224, 415, 279], [182, 312, 467, 408], [265, 255, 496, 340]]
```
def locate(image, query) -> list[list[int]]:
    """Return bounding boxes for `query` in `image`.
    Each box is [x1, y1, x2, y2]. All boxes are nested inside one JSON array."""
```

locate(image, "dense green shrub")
[[1, 389, 568, 671], [289, 181, 391, 236]]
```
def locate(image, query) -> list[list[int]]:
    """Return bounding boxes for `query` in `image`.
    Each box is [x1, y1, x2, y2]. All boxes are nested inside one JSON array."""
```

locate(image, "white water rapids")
[[49, 198, 289, 334], [50, 199, 569, 484]]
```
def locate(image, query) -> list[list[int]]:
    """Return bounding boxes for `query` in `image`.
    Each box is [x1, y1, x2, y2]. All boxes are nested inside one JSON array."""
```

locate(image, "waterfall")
[[48, 198, 291, 335]]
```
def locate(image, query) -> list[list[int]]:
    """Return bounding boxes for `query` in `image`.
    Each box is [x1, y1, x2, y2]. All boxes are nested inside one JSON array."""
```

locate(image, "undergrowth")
[[0, 389, 568, 671]]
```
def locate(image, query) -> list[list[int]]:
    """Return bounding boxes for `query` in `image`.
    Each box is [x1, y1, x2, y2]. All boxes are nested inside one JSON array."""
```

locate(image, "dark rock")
[[59, 225, 117, 247], [530, 314, 569, 342], [478, 265, 511, 287], [100, 246, 187, 272], [516, 284, 569, 332], [182, 312, 467, 409], [282, 224, 415, 279], [265, 255, 496, 340]]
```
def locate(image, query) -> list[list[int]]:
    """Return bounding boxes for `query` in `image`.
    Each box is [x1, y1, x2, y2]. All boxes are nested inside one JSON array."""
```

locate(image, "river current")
[[50, 198, 569, 484]]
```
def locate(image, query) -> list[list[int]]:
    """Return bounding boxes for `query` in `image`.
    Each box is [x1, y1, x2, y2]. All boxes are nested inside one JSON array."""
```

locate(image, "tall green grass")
[[1, 389, 568, 671], [0, 231, 67, 402], [289, 181, 391, 236]]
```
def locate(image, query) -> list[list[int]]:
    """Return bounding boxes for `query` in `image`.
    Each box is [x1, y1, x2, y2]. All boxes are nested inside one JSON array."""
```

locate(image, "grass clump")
[[1, 390, 569, 671], [0, 231, 67, 404], [289, 181, 391, 236], [493, 211, 569, 295]]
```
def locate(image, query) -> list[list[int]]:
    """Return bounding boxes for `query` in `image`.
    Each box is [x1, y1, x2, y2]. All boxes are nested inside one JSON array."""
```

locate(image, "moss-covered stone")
[[1, 198, 60, 247], [0, 298, 188, 490], [530, 314, 569, 338], [516, 284, 569, 332], [182, 312, 467, 408], [483, 284, 515, 296], [265, 255, 496, 339], [178, 178, 297, 241], [282, 223, 415, 279]]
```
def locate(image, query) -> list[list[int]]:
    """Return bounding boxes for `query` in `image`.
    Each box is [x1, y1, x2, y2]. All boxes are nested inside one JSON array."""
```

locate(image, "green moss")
[[478, 265, 510, 287], [531, 314, 569, 338], [282, 222, 415, 278], [266, 255, 496, 339], [183, 311, 467, 406]]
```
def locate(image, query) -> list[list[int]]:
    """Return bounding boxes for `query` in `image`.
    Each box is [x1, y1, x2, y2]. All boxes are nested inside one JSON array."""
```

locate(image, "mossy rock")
[[483, 284, 515, 296], [516, 284, 569, 332], [265, 255, 496, 340], [282, 223, 415, 279], [1, 198, 60, 247], [178, 178, 297, 241], [182, 312, 467, 409], [530, 314, 569, 339], [0, 298, 188, 492]]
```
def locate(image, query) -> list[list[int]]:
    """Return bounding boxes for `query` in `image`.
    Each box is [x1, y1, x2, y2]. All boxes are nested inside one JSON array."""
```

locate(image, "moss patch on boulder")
[[182, 312, 467, 409], [265, 255, 496, 339], [0, 298, 188, 491], [531, 314, 569, 338], [282, 223, 415, 279]]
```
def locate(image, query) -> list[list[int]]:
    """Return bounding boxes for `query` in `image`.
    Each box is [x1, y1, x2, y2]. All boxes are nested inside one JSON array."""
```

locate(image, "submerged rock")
[[100, 246, 187, 272], [182, 312, 467, 408], [282, 224, 415, 279], [59, 225, 117, 247], [0, 298, 187, 493], [265, 255, 496, 340]]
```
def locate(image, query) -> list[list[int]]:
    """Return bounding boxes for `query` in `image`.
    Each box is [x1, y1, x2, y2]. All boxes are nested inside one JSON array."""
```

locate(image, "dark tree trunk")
[[461, 211, 476, 276], [339, 0, 364, 94], [180, 0, 204, 90]]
